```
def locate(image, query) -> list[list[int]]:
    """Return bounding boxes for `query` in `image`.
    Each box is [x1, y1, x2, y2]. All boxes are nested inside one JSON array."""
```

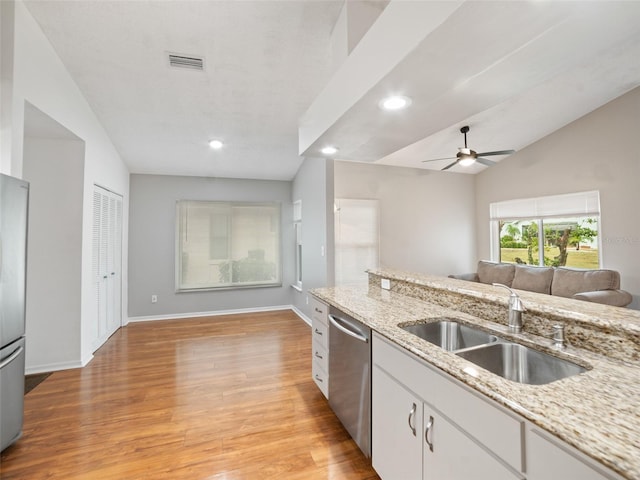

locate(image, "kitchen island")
[[311, 268, 640, 480]]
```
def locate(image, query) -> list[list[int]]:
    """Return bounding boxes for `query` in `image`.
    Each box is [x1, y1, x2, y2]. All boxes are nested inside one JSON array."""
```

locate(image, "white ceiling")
[[24, 1, 640, 180], [24, 0, 344, 181], [301, 1, 640, 174]]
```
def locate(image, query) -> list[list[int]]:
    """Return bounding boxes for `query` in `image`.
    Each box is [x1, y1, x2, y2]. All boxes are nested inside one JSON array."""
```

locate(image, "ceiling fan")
[[422, 126, 515, 171]]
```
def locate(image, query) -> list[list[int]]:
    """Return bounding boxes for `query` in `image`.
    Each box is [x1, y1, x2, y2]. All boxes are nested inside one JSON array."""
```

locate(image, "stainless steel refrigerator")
[[0, 173, 29, 452]]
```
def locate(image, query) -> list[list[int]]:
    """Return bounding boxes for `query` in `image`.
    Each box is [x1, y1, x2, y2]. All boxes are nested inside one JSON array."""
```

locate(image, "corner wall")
[[475, 86, 640, 309], [291, 157, 333, 320]]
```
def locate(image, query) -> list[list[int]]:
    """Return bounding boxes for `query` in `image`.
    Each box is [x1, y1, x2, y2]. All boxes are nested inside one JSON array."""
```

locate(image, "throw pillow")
[[477, 261, 515, 287]]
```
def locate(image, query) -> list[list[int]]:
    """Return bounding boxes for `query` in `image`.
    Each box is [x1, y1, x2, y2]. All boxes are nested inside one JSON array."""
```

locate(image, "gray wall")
[[334, 162, 477, 277], [128, 174, 294, 318], [291, 157, 334, 320], [23, 136, 85, 372], [475, 86, 640, 309]]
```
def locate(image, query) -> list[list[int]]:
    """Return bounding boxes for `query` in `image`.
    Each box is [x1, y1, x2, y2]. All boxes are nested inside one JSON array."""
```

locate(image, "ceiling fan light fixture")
[[209, 139, 223, 149], [458, 156, 476, 167], [379, 95, 412, 111]]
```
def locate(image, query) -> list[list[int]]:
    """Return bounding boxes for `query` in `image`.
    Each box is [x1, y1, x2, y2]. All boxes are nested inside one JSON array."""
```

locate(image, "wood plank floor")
[[1, 310, 380, 479]]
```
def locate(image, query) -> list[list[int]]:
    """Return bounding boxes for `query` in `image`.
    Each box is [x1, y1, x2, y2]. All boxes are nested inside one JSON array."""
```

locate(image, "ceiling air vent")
[[167, 53, 205, 71]]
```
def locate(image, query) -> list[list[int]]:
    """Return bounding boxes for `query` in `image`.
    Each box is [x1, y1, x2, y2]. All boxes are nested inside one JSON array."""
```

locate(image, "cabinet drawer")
[[312, 319, 328, 349], [310, 297, 328, 325], [312, 358, 329, 398], [373, 333, 524, 473], [312, 339, 329, 373]]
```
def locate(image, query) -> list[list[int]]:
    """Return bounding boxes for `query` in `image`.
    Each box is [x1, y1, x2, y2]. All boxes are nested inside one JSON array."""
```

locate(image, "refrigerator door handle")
[[0, 346, 24, 369]]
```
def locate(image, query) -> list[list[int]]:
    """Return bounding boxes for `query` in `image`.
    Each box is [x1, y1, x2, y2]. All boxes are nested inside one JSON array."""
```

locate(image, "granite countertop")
[[311, 282, 640, 480]]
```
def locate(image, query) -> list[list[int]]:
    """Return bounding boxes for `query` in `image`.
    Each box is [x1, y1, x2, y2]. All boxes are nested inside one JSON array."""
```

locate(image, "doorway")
[[22, 103, 85, 372]]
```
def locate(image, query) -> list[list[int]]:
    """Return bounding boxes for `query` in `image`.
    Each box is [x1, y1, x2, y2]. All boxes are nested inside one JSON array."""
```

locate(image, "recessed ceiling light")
[[379, 95, 412, 111], [209, 139, 223, 149], [321, 146, 338, 155]]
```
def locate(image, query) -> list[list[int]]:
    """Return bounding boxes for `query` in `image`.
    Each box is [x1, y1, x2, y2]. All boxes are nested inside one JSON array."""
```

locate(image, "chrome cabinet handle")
[[314, 351, 323, 360], [314, 328, 323, 336], [314, 374, 324, 383], [408, 402, 417, 436], [425, 415, 434, 452]]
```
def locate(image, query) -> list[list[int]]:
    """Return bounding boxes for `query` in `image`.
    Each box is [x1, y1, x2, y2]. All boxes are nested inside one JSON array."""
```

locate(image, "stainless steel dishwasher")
[[328, 305, 371, 458]]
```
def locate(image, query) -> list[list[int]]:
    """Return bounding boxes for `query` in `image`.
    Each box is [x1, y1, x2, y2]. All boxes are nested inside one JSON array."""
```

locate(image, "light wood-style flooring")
[[1, 310, 379, 479]]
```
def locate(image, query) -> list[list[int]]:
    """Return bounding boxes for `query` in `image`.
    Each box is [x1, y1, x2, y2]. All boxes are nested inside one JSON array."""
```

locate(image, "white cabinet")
[[310, 297, 329, 397], [372, 333, 523, 480], [372, 366, 422, 480], [423, 402, 519, 480], [526, 427, 620, 480], [371, 332, 625, 480]]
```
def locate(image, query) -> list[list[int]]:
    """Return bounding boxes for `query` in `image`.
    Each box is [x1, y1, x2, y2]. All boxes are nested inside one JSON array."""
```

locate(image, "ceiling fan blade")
[[441, 160, 459, 171], [422, 156, 457, 163], [476, 149, 515, 157], [476, 157, 497, 167]]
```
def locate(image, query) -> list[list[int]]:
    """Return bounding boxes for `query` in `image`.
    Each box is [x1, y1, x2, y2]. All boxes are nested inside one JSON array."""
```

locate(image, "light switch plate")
[[381, 278, 391, 290]]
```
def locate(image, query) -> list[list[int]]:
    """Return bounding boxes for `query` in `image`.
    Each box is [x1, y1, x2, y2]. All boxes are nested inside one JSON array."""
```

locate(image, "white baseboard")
[[27, 307, 309, 375], [25, 356, 91, 375], [290, 305, 312, 326], [127, 304, 296, 324]]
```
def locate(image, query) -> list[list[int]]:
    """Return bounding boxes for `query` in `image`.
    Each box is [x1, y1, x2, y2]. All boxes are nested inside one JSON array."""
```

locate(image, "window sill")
[[291, 284, 302, 292]]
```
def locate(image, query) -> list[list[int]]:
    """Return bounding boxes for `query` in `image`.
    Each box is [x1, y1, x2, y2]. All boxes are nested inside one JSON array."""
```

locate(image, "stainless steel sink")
[[456, 342, 587, 385], [401, 320, 499, 351]]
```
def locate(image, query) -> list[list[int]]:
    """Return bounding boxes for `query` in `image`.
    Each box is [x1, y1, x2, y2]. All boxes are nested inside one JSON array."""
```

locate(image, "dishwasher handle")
[[328, 314, 369, 343]]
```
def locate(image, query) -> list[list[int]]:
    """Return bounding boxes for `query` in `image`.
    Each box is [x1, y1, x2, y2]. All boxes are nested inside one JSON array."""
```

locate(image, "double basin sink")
[[401, 320, 586, 385]]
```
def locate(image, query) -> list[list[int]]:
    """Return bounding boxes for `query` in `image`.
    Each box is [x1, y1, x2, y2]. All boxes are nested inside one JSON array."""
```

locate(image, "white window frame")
[[175, 200, 282, 291], [293, 200, 302, 291], [489, 191, 602, 267]]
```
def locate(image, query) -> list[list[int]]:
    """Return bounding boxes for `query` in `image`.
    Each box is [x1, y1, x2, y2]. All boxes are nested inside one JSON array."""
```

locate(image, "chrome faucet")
[[552, 324, 566, 350], [493, 283, 525, 333]]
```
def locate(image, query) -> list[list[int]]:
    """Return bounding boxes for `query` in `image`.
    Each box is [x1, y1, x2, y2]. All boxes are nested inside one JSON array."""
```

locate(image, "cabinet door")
[[527, 428, 613, 480], [423, 403, 520, 480], [372, 365, 422, 480]]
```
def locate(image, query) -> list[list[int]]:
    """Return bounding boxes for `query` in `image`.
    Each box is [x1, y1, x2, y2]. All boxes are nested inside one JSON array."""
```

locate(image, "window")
[[176, 201, 281, 291], [490, 191, 601, 269], [334, 198, 379, 285], [293, 200, 302, 290]]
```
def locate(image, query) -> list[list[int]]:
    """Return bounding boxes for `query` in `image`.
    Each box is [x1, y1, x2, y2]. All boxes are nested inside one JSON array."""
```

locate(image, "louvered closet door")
[[92, 186, 123, 352]]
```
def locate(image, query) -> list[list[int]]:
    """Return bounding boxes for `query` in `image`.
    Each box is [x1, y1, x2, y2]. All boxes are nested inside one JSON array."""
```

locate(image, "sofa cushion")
[[551, 268, 621, 298], [512, 265, 554, 294], [477, 261, 515, 287], [573, 290, 633, 307]]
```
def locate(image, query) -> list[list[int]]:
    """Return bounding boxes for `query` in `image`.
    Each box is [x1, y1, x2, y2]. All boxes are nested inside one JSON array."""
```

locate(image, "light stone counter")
[[311, 275, 640, 480]]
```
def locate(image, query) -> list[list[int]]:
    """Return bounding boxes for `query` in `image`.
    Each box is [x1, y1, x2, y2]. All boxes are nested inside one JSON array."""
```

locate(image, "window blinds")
[[489, 191, 600, 221]]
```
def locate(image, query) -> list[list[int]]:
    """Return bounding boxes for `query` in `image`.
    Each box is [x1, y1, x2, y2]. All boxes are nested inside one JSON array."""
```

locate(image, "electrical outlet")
[[306, 296, 309, 305], [381, 278, 391, 290], [151, 295, 158, 303]]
